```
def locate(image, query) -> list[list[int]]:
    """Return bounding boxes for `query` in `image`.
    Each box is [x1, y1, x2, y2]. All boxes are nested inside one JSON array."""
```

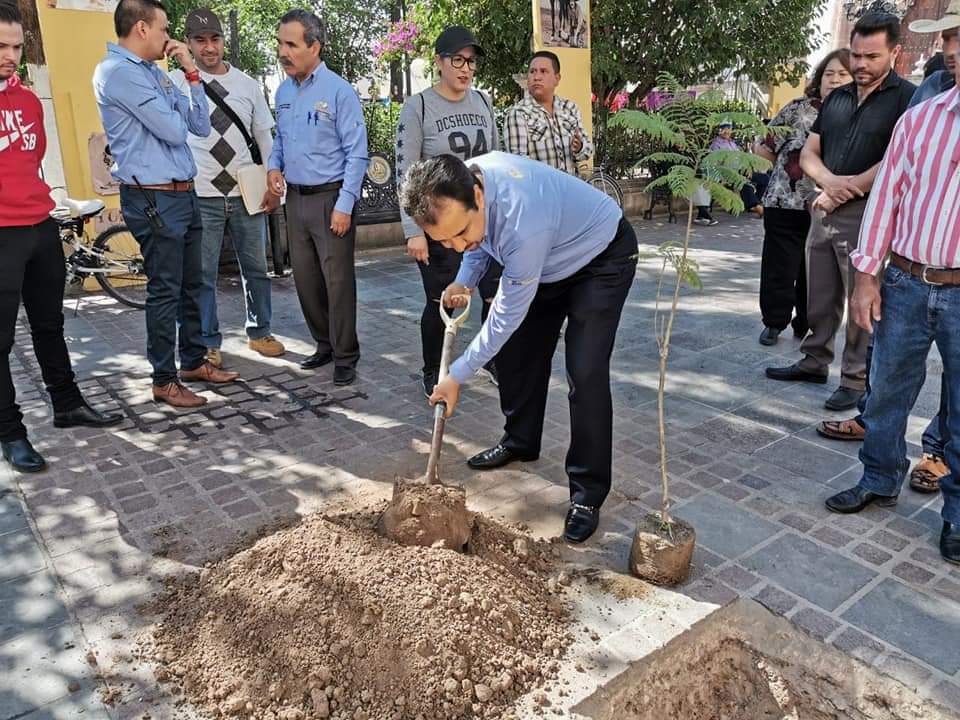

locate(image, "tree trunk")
[[17, 0, 45, 66]]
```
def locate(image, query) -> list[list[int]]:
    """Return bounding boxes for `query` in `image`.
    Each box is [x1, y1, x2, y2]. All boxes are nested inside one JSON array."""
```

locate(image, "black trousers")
[[417, 242, 501, 374], [759, 206, 810, 332], [0, 219, 83, 442], [496, 217, 638, 507]]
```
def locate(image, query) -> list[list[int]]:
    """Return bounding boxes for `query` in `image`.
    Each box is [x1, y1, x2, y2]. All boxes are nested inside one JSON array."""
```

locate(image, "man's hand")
[[851, 271, 882, 333], [441, 283, 472, 308], [571, 129, 583, 155], [164, 40, 197, 74], [821, 174, 864, 205], [429, 375, 461, 418], [812, 192, 838, 215], [407, 235, 429, 264], [330, 210, 352, 237], [267, 169, 285, 197], [260, 190, 281, 213]]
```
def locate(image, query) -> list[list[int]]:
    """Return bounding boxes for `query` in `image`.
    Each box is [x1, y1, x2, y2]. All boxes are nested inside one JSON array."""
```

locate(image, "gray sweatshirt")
[[395, 87, 499, 238]]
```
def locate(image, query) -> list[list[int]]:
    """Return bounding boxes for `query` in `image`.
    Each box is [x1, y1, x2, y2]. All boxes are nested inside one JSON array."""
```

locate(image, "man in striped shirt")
[[824, 49, 960, 564]]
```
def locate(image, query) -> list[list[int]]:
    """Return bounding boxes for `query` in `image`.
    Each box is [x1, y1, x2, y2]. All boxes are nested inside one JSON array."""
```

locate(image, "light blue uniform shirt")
[[449, 151, 623, 384], [268, 62, 369, 215], [92, 43, 210, 185], [909, 70, 956, 108]]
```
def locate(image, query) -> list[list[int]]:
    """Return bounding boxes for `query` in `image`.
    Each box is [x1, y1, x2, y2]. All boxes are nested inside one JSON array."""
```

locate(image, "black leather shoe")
[[54, 401, 123, 429], [467, 444, 538, 470], [422, 369, 439, 399], [758, 327, 780, 346], [564, 503, 600, 543], [333, 366, 356, 386], [825, 485, 898, 514], [941, 522, 960, 565], [2, 439, 46, 473], [765, 362, 828, 384], [300, 351, 333, 370], [824, 386, 864, 411]]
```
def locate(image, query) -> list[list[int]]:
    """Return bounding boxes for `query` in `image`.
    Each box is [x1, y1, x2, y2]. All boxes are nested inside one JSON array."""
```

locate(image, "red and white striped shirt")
[[851, 86, 960, 276]]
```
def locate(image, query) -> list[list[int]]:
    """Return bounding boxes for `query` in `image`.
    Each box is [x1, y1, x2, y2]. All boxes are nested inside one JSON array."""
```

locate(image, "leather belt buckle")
[[922, 265, 944, 286]]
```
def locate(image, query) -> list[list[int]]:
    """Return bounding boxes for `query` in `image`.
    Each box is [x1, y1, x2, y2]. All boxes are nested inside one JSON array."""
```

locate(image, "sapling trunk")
[[656, 201, 695, 526]]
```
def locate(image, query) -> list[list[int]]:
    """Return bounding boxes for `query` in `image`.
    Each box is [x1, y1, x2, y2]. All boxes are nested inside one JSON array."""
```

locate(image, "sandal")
[[909, 454, 948, 494], [816, 418, 865, 441]]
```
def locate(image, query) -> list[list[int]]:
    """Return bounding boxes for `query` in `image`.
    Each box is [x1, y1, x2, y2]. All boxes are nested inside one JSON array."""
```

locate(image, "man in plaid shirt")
[[503, 51, 592, 175]]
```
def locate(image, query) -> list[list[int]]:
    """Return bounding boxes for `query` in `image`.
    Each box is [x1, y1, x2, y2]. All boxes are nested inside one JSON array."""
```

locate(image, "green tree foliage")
[[414, 0, 824, 105], [163, 0, 389, 81]]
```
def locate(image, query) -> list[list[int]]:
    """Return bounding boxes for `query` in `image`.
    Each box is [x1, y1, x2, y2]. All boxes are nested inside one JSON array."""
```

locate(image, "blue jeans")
[[120, 187, 206, 386], [858, 265, 960, 524], [197, 196, 272, 348], [856, 342, 949, 456]]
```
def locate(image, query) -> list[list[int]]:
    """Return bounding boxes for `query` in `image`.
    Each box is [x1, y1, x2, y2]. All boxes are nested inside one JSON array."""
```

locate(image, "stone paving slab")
[[2, 215, 959, 719]]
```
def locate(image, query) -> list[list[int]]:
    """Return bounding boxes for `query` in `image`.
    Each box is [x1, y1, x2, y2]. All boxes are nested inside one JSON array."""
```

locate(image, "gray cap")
[[185, 8, 223, 38]]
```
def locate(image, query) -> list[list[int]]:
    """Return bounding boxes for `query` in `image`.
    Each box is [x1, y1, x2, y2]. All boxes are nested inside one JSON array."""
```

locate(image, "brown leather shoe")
[[180, 361, 240, 384], [153, 382, 208, 408]]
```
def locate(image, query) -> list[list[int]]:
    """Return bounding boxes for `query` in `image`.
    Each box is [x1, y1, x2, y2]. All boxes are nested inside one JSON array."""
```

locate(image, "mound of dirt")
[[144, 507, 573, 720]]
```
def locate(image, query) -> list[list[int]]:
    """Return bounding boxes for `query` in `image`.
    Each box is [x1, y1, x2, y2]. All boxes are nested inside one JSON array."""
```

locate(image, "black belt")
[[287, 181, 343, 195]]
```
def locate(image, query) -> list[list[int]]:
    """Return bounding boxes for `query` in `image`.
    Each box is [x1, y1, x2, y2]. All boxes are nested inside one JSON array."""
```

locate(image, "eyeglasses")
[[444, 54, 480, 70]]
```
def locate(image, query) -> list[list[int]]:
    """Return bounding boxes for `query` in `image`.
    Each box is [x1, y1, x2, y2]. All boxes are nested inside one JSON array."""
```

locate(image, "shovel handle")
[[425, 295, 471, 483]]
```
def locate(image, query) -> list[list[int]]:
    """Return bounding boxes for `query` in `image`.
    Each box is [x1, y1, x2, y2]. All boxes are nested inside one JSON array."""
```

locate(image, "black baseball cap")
[[185, 8, 224, 38], [434, 26, 485, 57]]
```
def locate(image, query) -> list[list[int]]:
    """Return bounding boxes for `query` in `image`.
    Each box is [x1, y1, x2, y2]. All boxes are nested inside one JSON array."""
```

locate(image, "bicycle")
[[54, 198, 147, 310], [586, 163, 624, 208]]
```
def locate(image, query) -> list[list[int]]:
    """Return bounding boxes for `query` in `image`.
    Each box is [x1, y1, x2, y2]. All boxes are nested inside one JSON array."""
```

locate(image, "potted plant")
[[609, 74, 782, 585]]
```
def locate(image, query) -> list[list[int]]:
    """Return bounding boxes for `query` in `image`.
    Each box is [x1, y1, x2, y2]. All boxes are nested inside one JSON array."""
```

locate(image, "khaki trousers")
[[798, 199, 869, 390]]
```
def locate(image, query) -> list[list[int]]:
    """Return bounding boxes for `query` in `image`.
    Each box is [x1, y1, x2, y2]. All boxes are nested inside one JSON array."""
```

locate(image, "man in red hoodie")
[[0, 3, 121, 473]]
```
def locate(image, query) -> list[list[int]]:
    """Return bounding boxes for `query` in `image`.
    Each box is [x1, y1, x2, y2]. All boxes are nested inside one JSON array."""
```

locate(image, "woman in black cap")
[[395, 25, 501, 397]]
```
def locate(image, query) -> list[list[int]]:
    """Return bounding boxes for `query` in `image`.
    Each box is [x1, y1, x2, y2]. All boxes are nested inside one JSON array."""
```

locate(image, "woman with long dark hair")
[[756, 49, 852, 346]]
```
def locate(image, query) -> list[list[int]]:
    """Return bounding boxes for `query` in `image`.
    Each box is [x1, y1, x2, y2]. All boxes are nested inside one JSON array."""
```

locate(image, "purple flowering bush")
[[373, 20, 423, 65]]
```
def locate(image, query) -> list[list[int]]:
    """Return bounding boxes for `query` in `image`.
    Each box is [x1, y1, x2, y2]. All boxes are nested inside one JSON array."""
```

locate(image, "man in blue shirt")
[[267, 9, 369, 386], [94, 0, 238, 408], [400, 152, 638, 543], [908, 9, 957, 108]]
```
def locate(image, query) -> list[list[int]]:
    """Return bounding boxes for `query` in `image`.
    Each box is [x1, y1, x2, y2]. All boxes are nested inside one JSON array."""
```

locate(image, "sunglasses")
[[444, 54, 481, 70]]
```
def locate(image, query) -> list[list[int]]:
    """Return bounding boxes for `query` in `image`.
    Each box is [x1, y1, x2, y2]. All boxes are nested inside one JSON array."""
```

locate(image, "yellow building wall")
[[35, 1, 119, 210], [767, 77, 805, 118], [530, 0, 593, 164]]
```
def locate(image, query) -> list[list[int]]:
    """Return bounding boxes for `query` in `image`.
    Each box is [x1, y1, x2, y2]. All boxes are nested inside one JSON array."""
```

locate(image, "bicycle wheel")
[[93, 225, 148, 309], [588, 170, 624, 208]]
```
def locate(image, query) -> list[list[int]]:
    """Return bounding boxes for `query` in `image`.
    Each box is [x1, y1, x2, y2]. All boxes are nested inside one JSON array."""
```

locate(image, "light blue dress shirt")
[[92, 43, 210, 185], [268, 62, 369, 215], [449, 151, 624, 384]]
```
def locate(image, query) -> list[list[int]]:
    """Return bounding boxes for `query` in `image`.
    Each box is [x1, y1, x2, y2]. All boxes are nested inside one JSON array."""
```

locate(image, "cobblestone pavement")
[[2, 214, 959, 718]]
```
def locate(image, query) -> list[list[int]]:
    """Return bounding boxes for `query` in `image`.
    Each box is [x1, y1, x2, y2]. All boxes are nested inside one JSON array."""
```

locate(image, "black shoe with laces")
[[54, 401, 123, 429], [564, 503, 600, 543], [758, 327, 780, 346]]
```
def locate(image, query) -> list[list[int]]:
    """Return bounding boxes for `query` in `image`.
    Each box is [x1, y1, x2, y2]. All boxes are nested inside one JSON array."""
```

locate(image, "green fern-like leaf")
[[704, 180, 746, 215], [641, 152, 693, 167], [609, 111, 684, 147]]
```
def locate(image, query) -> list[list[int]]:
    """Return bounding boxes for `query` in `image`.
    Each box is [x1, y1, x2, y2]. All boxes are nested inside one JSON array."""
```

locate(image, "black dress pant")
[[759, 206, 810, 333], [496, 217, 638, 508], [417, 241, 501, 374], [0, 219, 83, 442]]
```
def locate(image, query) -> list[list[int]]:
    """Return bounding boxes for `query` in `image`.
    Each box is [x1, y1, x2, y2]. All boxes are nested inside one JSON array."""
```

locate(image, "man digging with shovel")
[[399, 151, 638, 543]]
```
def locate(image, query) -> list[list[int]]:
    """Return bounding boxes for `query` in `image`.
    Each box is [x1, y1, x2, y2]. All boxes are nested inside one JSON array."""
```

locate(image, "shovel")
[[425, 294, 472, 484], [379, 293, 474, 550]]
